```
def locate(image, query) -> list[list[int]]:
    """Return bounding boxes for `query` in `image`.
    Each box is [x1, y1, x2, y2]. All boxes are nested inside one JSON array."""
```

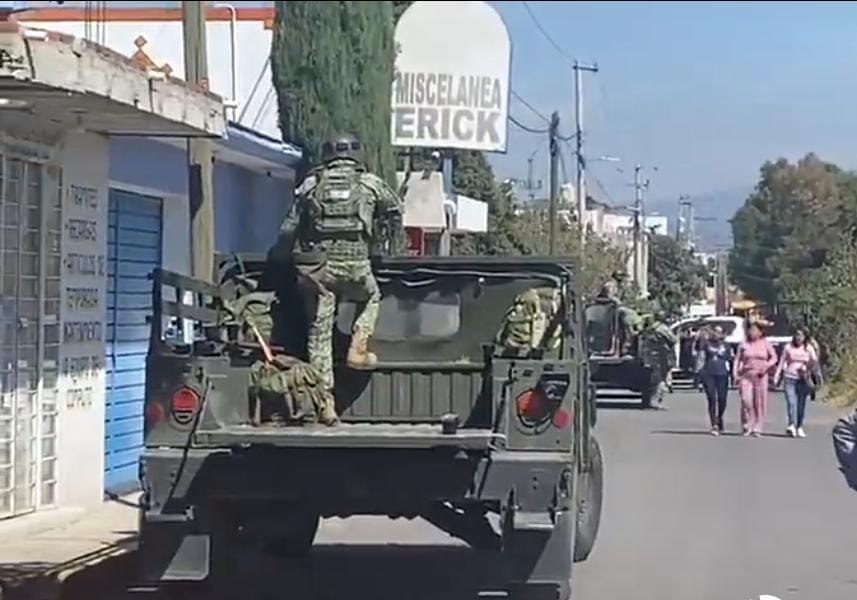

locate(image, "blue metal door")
[[105, 190, 162, 494]]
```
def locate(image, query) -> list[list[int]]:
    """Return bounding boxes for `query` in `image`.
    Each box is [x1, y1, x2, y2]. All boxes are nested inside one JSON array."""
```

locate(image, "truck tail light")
[[515, 374, 572, 430], [170, 386, 201, 425], [145, 402, 165, 428]]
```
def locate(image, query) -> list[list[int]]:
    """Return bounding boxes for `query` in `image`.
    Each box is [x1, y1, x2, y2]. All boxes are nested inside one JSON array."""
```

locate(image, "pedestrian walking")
[[774, 328, 818, 438], [733, 321, 778, 437], [699, 326, 733, 435], [692, 326, 711, 390]]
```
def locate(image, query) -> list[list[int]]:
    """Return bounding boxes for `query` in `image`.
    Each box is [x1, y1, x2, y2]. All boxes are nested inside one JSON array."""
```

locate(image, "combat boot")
[[347, 334, 378, 370], [318, 397, 339, 426]]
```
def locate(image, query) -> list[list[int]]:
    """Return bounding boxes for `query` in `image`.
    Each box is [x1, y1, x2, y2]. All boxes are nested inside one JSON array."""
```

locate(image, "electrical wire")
[[522, 1, 576, 64], [509, 115, 550, 135], [511, 89, 550, 124]]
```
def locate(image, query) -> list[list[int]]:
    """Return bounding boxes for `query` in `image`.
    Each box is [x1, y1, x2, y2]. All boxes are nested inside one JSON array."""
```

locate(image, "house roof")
[[0, 20, 225, 137]]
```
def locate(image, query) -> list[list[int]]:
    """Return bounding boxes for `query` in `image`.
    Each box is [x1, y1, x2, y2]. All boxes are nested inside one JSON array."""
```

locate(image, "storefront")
[[0, 22, 224, 518]]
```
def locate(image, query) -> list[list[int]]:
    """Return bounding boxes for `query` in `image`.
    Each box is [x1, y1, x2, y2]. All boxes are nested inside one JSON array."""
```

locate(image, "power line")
[[509, 114, 550, 135], [511, 89, 550, 124], [522, 1, 575, 64]]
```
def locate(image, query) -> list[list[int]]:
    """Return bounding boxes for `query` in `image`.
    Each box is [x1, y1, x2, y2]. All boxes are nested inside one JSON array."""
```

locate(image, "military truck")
[[585, 298, 665, 408], [134, 256, 603, 600]]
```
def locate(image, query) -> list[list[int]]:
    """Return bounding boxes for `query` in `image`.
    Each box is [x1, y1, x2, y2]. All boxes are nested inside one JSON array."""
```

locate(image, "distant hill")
[[646, 186, 752, 251]]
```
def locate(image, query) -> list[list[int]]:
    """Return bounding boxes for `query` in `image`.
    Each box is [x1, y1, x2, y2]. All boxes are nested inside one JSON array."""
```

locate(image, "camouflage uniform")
[[598, 281, 641, 355], [640, 313, 678, 401], [276, 137, 402, 391], [495, 287, 562, 355]]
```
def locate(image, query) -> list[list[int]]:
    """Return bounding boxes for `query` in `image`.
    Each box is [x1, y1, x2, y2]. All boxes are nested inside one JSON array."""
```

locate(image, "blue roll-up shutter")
[[105, 190, 162, 494]]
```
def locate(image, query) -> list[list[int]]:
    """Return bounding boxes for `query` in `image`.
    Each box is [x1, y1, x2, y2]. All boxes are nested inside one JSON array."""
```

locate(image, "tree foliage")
[[730, 154, 851, 303], [730, 153, 857, 396], [647, 235, 707, 319], [271, 1, 396, 183]]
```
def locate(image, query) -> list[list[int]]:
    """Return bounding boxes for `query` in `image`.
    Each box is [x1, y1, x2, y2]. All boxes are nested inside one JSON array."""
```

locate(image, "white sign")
[[391, 1, 511, 152]]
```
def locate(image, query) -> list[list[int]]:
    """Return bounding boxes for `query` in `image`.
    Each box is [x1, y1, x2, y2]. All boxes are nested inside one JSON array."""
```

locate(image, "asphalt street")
[[56, 388, 856, 600], [575, 388, 857, 600], [309, 388, 857, 600]]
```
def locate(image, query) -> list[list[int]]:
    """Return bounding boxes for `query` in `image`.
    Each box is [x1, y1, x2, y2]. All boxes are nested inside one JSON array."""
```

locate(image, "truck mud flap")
[[139, 517, 210, 583], [512, 511, 555, 533]]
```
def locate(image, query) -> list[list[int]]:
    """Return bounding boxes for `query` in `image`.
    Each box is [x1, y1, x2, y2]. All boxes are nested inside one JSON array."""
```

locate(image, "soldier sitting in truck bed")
[[597, 280, 642, 356]]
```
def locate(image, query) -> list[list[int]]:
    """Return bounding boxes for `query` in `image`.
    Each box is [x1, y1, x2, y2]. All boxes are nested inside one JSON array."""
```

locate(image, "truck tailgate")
[[193, 422, 499, 449]]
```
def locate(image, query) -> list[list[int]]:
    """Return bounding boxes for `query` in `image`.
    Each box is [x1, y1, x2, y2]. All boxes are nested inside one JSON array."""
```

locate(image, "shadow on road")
[[651, 429, 744, 437], [50, 543, 504, 600], [597, 401, 645, 410], [0, 536, 136, 600]]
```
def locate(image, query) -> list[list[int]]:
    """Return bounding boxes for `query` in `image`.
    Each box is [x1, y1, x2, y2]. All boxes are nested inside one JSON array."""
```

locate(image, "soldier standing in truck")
[[272, 132, 403, 392]]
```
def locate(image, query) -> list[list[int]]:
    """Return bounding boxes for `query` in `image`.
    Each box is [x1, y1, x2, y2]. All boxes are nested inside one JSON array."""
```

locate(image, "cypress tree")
[[271, 1, 396, 183]]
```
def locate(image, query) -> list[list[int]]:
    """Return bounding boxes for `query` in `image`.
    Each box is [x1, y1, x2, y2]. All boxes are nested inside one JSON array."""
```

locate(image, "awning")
[[0, 23, 225, 137]]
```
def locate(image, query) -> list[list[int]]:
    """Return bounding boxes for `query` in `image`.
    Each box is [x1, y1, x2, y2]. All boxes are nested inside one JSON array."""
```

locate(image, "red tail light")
[[145, 402, 165, 428], [170, 387, 201, 425], [516, 389, 550, 424], [515, 373, 571, 429]]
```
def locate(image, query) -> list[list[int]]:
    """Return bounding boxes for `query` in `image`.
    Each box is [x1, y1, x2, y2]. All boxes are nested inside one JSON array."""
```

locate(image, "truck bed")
[[193, 422, 500, 449]]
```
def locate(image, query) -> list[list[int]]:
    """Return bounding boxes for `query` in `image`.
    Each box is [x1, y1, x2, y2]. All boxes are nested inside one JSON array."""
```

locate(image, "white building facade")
[[0, 17, 225, 519], [1, 5, 301, 523]]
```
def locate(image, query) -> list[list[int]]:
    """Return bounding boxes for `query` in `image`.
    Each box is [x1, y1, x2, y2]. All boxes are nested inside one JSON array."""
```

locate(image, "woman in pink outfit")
[[733, 322, 778, 437]]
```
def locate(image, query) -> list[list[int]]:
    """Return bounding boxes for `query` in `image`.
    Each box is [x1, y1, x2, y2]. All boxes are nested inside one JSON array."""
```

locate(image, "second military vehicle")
[[585, 297, 666, 408], [134, 256, 603, 600]]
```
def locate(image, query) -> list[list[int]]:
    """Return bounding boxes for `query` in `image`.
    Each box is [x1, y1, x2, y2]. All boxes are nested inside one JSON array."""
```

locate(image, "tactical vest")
[[307, 165, 372, 259]]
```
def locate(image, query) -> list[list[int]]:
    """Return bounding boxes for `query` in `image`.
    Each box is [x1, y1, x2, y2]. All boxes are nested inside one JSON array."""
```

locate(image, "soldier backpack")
[[309, 167, 371, 238]]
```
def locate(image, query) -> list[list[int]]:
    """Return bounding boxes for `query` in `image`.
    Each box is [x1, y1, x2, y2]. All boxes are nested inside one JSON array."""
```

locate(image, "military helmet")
[[321, 132, 362, 163]]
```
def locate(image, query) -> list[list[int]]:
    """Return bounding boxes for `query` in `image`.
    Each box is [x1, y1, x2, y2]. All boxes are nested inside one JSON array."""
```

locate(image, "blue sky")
[[489, 1, 857, 215]]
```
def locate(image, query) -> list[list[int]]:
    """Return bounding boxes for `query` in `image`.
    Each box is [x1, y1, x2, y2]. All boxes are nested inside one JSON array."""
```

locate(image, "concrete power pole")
[[632, 164, 650, 295], [677, 196, 694, 248], [182, 1, 215, 282], [574, 61, 598, 246], [548, 111, 560, 255], [715, 252, 729, 315]]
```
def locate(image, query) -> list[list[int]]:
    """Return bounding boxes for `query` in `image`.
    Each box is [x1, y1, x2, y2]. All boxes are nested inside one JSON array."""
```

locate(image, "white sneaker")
[[786, 425, 796, 437], [797, 427, 806, 438]]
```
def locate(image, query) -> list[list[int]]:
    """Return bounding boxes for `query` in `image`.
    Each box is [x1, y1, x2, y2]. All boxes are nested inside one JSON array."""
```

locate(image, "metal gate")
[[104, 189, 162, 494], [0, 157, 62, 518]]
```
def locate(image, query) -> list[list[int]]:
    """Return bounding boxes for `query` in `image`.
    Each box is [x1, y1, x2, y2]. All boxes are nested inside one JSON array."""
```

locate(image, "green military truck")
[[585, 298, 666, 409], [133, 256, 603, 599]]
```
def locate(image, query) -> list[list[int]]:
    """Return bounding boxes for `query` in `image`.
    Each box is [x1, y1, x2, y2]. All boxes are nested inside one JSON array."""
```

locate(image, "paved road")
[[574, 388, 857, 600], [57, 389, 855, 600], [305, 388, 857, 600]]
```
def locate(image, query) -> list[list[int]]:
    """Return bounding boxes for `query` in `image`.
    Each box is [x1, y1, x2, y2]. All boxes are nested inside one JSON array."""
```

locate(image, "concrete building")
[[0, 17, 221, 519], [18, 4, 281, 138], [0, 12, 300, 523], [398, 171, 488, 255]]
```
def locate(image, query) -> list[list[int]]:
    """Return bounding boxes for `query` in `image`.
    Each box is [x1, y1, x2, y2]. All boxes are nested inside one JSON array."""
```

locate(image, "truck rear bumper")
[[138, 446, 575, 585], [193, 422, 499, 449]]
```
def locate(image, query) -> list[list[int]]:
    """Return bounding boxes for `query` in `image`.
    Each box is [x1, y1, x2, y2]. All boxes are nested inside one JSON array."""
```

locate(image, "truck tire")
[[573, 436, 603, 562]]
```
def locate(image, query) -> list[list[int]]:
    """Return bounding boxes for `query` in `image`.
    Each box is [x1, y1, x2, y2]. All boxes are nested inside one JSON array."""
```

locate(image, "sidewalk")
[[0, 497, 138, 600]]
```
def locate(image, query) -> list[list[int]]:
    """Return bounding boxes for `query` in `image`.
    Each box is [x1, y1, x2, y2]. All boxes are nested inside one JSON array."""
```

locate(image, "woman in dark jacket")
[[699, 326, 734, 435]]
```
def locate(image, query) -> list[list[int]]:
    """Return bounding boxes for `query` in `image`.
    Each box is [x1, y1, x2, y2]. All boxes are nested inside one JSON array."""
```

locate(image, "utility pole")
[[182, 1, 215, 282], [548, 111, 560, 255], [715, 252, 729, 315], [632, 164, 644, 294], [574, 61, 598, 246], [677, 196, 694, 248]]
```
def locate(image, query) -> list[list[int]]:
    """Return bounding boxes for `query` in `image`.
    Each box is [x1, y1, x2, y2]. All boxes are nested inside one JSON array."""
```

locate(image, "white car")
[[670, 315, 792, 377]]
